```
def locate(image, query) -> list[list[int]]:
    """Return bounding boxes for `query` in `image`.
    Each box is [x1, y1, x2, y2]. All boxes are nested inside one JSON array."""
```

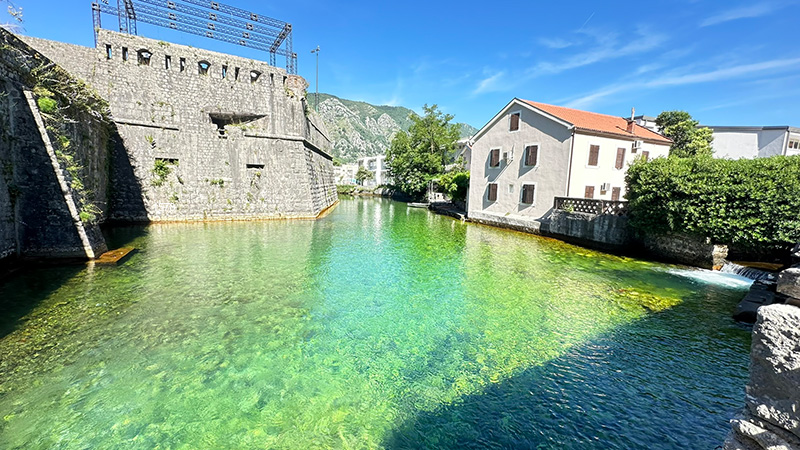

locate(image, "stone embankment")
[[724, 265, 800, 450]]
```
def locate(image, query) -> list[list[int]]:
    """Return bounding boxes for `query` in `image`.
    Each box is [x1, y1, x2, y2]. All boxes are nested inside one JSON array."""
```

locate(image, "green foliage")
[[151, 159, 174, 187], [355, 166, 374, 185], [209, 178, 225, 187], [655, 110, 713, 158], [437, 171, 470, 203], [625, 155, 800, 253], [386, 104, 461, 199], [332, 157, 343, 167], [37, 96, 57, 114]]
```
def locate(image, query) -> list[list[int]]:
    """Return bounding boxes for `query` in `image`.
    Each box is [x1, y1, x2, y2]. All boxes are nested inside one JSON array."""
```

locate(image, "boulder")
[[777, 267, 800, 299]]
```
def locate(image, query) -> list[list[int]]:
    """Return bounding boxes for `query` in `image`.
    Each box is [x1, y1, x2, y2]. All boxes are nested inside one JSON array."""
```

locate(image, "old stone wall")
[[23, 30, 336, 222], [0, 29, 111, 259], [643, 232, 728, 270], [542, 210, 632, 252], [723, 304, 800, 450]]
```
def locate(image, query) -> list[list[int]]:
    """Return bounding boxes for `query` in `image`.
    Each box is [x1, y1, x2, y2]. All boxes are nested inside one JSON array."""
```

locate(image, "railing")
[[553, 197, 629, 216]]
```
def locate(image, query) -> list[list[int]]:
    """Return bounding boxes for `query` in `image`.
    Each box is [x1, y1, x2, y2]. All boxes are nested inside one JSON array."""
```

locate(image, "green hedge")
[[625, 155, 800, 253]]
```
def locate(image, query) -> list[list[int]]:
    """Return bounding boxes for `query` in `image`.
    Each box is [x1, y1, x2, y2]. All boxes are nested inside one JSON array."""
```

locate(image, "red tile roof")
[[522, 100, 672, 144]]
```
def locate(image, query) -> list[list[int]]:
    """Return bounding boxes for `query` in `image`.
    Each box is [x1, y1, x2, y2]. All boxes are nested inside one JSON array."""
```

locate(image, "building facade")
[[356, 154, 391, 187], [334, 164, 358, 185], [467, 99, 671, 224], [705, 126, 800, 159]]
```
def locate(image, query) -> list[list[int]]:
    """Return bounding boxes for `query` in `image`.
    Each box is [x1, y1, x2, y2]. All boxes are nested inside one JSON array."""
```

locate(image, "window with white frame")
[[509, 112, 520, 132]]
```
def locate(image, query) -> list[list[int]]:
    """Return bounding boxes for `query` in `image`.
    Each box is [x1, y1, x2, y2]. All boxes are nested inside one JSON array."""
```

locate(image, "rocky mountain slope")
[[311, 93, 477, 162]]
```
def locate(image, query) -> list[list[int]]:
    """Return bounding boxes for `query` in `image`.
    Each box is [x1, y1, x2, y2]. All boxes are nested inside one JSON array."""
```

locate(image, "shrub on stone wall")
[[625, 155, 800, 254]]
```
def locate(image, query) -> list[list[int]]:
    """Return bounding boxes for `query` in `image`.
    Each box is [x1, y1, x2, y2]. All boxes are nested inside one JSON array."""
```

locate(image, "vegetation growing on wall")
[[28, 59, 113, 224], [625, 155, 800, 253]]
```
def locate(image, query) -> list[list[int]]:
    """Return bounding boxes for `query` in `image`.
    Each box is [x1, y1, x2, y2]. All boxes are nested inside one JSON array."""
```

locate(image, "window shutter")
[[510, 113, 520, 131], [615, 148, 625, 169], [611, 187, 621, 201], [488, 183, 498, 201], [490, 149, 500, 167], [522, 185, 535, 204], [588, 145, 599, 166], [585, 186, 595, 199], [526, 145, 538, 166], [642, 150, 650, 162]]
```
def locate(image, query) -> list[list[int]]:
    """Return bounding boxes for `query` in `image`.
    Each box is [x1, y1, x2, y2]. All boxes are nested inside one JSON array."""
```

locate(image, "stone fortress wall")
[[23, 29, 336, 223], [0, 29, 110, 260]]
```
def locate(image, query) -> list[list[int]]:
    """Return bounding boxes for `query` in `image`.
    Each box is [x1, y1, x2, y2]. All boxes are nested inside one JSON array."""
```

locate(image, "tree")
[[386, 104, 460, 198], [655, 110, 714, 158], [355, 166, 374, 185]]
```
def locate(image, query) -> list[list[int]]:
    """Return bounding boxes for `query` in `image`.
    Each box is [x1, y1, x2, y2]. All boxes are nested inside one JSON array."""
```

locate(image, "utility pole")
[[310, 46, 320, 111]]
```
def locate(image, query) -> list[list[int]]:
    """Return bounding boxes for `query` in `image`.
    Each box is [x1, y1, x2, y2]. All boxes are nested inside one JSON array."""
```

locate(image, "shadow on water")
[[383, 285, 752, 450], [0, 264, 85, 340]]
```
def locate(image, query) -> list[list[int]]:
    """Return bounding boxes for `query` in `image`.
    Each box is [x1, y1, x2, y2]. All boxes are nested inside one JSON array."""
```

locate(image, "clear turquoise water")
[[0, 198, 751, 449]]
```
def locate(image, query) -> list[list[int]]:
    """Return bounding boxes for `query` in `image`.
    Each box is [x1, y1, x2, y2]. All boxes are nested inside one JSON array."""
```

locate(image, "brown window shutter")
[[488, 183, 498, 201], [615, 148, 625, 169], [526, 145, 538, 166], [611, 187, 621, 201], [522, 185, 535, 204], [642, 150, 650, 162], [585, 186, 595, 199], [490, 149, 500, 167], [510, 113, 520, 131], [588, 145, 599, 166]]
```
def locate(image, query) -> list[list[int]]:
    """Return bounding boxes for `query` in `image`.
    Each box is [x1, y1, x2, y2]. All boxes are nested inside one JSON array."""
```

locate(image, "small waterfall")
[[720, 262, 777, 282]]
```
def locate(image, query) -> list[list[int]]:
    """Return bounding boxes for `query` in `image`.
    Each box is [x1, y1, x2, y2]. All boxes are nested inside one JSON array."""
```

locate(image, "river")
[[0, 198, 752, 449]]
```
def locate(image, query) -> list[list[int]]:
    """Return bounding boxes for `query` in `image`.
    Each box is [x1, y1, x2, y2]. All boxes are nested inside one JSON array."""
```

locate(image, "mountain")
[[310, 93, 478, 162]]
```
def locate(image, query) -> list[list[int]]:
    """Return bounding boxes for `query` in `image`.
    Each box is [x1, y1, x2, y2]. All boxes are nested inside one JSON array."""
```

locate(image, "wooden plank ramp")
[[93, 247, 136, 266]]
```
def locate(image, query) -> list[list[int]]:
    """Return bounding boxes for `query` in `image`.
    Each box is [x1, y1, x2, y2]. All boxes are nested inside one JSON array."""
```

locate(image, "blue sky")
[[10, 0, 800, 129]]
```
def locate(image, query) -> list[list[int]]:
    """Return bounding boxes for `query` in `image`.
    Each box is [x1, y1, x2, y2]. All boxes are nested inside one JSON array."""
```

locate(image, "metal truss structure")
[[91, 0, 297, 74]]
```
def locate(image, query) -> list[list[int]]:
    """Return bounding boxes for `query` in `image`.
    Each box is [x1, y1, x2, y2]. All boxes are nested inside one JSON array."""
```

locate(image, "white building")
[[334, 164, 358, 185], [356, 154, 392, 187], [704, 126, 800, 159], [467, 99, 672, 224]]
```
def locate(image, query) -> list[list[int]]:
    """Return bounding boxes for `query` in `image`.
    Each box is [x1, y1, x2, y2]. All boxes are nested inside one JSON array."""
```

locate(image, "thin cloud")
[[529, 26, 667, 76], [563, 57, 800, 109], [538, 38, 574, 49], [700, 2, 780, 27], [472, 71, 508, 95]]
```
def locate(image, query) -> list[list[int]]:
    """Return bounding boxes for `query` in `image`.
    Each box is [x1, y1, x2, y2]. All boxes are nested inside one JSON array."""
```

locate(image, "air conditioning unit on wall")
[[600, 183, 611, 192], [632, 140, 643, 150], [502, 150, 514, 162]]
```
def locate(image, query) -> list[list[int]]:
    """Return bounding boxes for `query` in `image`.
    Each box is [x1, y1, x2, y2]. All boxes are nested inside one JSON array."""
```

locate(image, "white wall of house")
[[357, 155, 391, 187], [334, 164, 358, 185], [711, 130, 761, 159], [568, 134, 670, 200], [788, 132, 800, 156], [468, 107, 572, 220], [709, 128, 796, 159]]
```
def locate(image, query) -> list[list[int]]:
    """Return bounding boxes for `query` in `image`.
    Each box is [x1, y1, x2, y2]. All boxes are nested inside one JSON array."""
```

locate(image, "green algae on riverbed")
[[0, 198, 751, 449]]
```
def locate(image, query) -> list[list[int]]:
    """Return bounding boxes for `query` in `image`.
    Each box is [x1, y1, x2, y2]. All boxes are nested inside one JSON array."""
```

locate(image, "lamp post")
[[310, 46, 320, 111]]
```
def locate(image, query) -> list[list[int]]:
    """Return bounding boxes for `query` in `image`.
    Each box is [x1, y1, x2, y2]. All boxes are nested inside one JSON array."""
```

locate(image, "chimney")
[[626, 107, 636, 133]]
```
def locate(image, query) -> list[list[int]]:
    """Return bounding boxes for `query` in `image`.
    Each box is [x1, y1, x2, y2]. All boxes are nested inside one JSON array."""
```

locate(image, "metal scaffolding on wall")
[[91, 0, 297, 74]]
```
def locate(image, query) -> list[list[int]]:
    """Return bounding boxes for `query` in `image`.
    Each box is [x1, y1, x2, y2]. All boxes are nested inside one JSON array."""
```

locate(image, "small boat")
[[408, 202, 429, 208]]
